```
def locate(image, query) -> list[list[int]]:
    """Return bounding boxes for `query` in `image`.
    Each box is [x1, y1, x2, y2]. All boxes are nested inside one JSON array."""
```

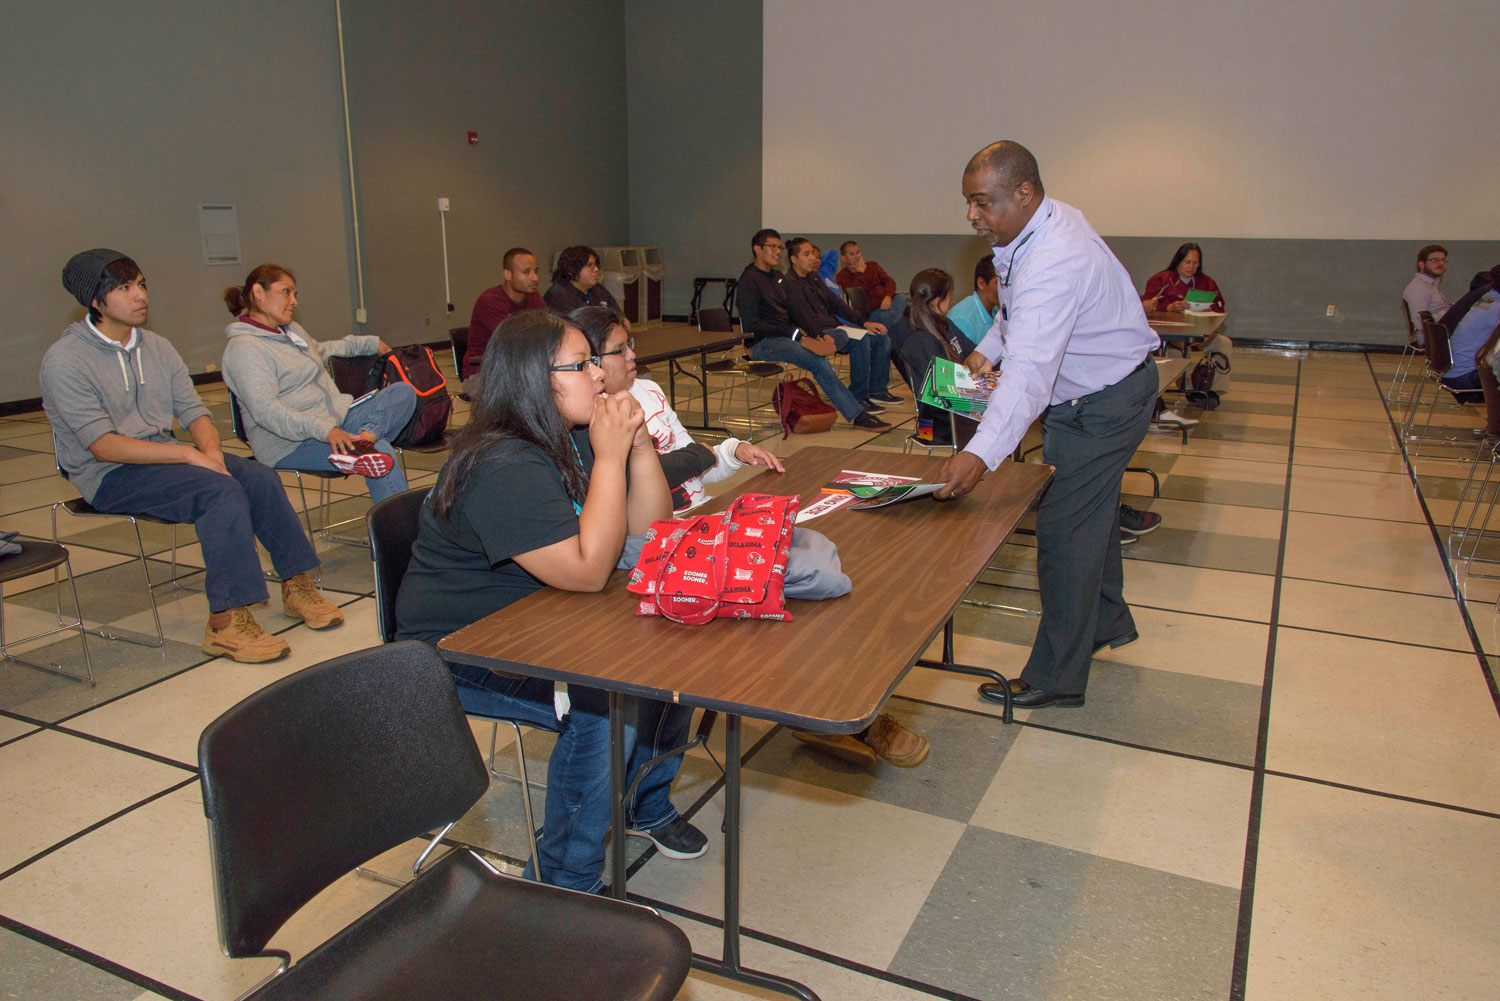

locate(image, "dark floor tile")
[[1033, 662, 1262, 765], [0, 927, 145, 1001], [745, 699, 1021, 823], [8, 559, 198, 621], [1211, 399, 1295, 417], [1124, 526, 1281, 575], [0, 443, 38, 461], [0, 632, 208, 723], [1155, 474, 1286, 509], [889, 827, 1238, 1001], [309, 540, 376, 595], [52, 517, 195, 558], [1187, 422, 1292, 446]]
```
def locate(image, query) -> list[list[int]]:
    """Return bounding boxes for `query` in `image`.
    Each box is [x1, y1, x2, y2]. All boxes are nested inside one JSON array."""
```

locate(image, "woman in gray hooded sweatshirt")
[[220, 264, 414, 501]]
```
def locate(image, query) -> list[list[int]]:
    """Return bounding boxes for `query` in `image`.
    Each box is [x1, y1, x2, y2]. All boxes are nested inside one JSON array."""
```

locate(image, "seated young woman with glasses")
[[395, 309, 707, 891]]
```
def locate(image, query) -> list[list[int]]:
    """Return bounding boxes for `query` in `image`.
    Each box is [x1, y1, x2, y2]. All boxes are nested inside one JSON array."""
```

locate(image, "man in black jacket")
[[782, 238, 899, 413], [736, 229, 891, 430]]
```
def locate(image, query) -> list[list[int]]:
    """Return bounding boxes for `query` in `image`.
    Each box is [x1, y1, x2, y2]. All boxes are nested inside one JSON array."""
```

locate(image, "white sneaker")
[[1156, 409, 1199, 427]]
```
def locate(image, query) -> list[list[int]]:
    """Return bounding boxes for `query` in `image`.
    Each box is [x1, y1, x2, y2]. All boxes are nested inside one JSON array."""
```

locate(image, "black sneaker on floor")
[[852, 410, 892, 430], [865, 391, 903, 404], [627, 816, 708, 860], [1118, 503, 1162, 536], [859, 397, 887, 413], [1119, 528, 1139, 546]]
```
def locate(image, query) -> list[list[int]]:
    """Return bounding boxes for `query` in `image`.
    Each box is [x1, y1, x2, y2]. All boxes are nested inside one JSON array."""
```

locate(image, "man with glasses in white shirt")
[[1403, 244, 1450, 347]]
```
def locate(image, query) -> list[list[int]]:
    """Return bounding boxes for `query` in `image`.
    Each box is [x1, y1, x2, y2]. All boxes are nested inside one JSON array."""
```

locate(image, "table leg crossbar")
[[915, 617, 1015, 723]]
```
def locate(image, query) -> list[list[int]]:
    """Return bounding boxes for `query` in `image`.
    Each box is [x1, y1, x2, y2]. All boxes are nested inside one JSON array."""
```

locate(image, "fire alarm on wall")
[[467, 131, 478, 145]]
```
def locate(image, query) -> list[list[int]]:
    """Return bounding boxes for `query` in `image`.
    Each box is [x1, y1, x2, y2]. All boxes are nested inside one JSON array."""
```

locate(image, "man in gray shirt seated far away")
[[1403, 244, 1450, 346]]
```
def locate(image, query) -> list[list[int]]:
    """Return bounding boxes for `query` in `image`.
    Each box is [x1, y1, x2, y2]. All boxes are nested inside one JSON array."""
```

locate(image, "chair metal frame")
[[1400, 317, 1482, 457], [229, 391, 367, 548], [448, 325, 469, 400], [1386, 299, 1424, 404], [1, 540, 96, 686], [694, 307, 784, 431]]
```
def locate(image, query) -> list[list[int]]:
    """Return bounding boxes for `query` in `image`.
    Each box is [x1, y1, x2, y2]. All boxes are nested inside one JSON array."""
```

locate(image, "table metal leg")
[[670, 350, 732, 434], [688, 714, 821, 1001], [916, 617, 1014, 723], [608, 691, 628, 901]]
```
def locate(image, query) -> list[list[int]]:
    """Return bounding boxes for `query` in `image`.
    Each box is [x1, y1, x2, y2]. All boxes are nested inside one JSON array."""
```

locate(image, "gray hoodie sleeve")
[[319, 332, 382, 359], [222, 337, 341, 443], [164, 342, 212, 429], [40, 351, 115, 448]]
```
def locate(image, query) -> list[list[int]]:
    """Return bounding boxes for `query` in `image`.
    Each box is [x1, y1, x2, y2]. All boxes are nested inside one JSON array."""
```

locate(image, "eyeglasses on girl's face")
[[549, 356, 602, 372], [599, 337, 635, 357]]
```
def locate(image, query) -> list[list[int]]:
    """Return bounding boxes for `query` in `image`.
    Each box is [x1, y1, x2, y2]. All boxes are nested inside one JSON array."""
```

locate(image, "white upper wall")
[[763, 0, 1495, 239]]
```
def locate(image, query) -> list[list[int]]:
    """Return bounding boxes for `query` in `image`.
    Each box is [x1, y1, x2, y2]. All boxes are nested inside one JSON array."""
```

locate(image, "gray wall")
[[342, 0, 630, 342], [625, 0, 762, 317], [789, 236, 1500, 347], [1, 2, 356, 400], [2, 0, 630, 406]]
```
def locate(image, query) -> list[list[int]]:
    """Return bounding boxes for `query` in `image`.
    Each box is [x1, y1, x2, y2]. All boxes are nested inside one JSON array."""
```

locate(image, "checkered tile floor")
[[2, 339, 1498, 1000]]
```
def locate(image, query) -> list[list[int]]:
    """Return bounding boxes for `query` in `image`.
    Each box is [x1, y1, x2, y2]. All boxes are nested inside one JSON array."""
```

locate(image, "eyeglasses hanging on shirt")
[[996, 205, 1054, 322]]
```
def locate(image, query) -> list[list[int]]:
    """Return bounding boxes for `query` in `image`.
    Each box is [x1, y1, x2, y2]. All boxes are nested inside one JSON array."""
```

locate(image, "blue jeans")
[[751, 335, 882, 419], [275, 384, 416, 502], [449, 662, 692, 893], [818, 327, 892, 400], [90, 452, 320, 613], [868, 293, 910, 329]]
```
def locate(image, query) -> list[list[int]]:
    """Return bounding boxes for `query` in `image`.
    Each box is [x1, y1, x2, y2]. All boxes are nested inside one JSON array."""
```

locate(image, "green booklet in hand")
[[918, 357, 998, 417]]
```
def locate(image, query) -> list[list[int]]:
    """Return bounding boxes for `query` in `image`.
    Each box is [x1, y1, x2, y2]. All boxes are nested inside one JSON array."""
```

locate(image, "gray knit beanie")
[[62, 248, 130, 308]]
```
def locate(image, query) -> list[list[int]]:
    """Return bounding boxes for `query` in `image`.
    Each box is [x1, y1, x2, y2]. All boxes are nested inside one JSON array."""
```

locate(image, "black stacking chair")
[[843, 284, 870, 319], [447, 326, 471, 401], [694, 306, 783, 425], [198, 641, 692, 1001], [0, 540, 95, 685], [366, 487, 557, 871]]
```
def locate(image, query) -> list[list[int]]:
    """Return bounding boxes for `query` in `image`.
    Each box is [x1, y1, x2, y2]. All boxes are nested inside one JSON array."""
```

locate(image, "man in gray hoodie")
[[41, 249, 343, 663]]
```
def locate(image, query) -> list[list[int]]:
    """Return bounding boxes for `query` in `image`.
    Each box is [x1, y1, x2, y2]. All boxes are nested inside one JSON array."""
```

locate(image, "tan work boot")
[[202, 607, 290, 663], [281, 572, 344, 629], [862, 712, 930, 768]]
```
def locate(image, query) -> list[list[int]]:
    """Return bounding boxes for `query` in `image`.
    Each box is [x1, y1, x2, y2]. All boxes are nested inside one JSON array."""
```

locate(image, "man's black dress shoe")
[[978, 679, 1085, 708], [1092, 629, 1138, 655]]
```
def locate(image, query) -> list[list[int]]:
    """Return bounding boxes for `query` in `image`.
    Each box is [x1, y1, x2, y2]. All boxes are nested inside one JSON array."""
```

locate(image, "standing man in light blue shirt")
[[945, 254, 1001, 347], [935, 141, 1160, 709]]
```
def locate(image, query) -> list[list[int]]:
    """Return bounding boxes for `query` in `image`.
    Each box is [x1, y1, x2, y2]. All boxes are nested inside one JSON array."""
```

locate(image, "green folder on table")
[[918, 357, 995, 417], [1184, 289, 1218, 306]]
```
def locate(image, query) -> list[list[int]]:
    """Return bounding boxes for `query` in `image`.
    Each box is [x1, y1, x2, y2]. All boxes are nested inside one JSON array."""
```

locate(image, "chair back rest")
[[228, 392, 250, 446], [198, 641, 488, 958], [449, 326, 468, 374], [366, 486, 429, 643], [328, 354, 383, 397], [697, 306, 734, 333], [1421, 314, 1452, 375], [844, 285, 870, 318], [1400, 299, 1416, 342]]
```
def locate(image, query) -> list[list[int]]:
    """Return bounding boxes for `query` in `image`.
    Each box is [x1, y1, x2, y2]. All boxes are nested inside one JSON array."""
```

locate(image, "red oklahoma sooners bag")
[[627, 493, 799, 623]]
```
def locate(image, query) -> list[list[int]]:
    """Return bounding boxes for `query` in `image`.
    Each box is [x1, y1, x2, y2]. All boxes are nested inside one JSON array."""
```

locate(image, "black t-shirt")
[[543, 282, 621, 315], [395, 430, 595, 643]]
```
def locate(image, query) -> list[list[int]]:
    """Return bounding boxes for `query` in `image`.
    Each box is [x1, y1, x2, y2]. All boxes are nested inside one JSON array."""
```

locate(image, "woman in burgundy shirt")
[[1142, 242, 1225, 313]]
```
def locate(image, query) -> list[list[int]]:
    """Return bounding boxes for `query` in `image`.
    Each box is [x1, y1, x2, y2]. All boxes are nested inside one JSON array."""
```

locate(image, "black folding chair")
[[0, 540, 95, 685], [198, 641, 692, 1001], [366, 487, 557, 872]]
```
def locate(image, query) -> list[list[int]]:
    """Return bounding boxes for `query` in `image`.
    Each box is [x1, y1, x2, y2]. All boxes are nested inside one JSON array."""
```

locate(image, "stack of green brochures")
[[1184, 289, 1218, 311], [918, 357, 997, 417]]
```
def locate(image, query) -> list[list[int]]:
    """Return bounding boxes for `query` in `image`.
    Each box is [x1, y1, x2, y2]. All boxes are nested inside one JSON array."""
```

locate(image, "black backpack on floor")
[[329, 346, 452, 447]]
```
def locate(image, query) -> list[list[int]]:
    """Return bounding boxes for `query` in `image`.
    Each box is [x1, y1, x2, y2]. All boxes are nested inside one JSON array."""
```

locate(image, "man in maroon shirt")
[[834, 241, 905, 325], [462, 247, 545, 397]]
